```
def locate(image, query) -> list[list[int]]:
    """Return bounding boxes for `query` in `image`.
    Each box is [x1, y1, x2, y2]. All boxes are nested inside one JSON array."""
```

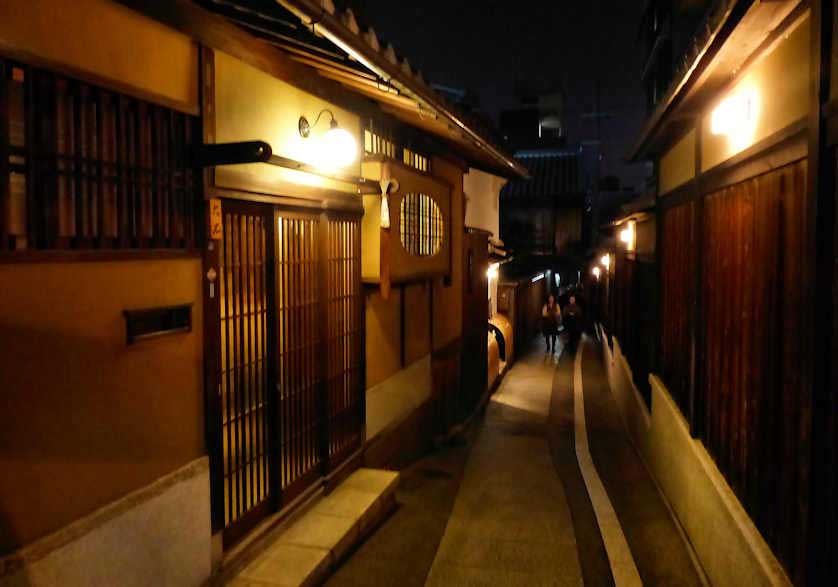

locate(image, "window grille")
[[399, 192, 443, 257], [363, 128, 397, 159], [403, 148, 429, 172], [0, 58, 200, 253]]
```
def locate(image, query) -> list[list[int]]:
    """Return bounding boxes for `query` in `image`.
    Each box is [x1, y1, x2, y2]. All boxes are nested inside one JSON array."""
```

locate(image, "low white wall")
[[0, 458, 211, 587], [601, 336, 791, 587], [365, 355, 432, 441]]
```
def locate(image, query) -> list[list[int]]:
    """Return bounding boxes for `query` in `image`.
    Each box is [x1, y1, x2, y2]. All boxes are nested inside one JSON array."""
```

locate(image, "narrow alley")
[[325, 338, 704, 587]]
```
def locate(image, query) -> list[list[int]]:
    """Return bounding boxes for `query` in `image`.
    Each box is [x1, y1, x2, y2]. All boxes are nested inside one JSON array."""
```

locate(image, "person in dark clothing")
[[541, 295, 562, 352], [562, 294, 583, 350]]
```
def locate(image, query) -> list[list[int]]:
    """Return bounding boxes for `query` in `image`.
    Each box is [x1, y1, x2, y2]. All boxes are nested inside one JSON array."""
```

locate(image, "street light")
[[299, 109, 357, 169]]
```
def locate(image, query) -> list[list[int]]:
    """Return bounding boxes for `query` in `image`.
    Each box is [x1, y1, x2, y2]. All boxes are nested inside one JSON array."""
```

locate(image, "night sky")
[[353, 0, 649, 192]]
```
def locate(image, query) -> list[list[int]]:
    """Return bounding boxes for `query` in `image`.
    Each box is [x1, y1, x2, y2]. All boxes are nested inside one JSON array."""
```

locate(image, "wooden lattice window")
[[399, 192, 443, 257], [363, 128, 397, 159], [403, 148, 429, 172], [0, 58, 200, 253]]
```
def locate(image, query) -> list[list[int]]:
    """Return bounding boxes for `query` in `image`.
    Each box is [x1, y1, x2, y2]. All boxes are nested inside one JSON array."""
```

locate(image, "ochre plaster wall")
[[0, 0, 198, 112], [404, 283, 431, 365], [659, 129, 696, 195], [0, 259, 204, 553], [213, 51, 361, 197], [364, 287, 402, 389], [701, 15, 810, 171]]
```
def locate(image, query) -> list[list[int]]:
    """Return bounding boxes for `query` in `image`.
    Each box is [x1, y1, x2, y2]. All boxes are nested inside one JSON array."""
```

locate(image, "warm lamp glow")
[[592, 266, 601, 280], [711, 89, 760, 150], [600, 254, 611, 270], [299, 111, 357, 170], [321, 125, 357, 168], [619, 221, 636, 251], [487, 262, 500, 280]]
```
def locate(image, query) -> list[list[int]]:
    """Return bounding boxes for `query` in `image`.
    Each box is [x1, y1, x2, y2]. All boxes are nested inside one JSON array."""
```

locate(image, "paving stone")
[[238, 543, 331, 587], [277, 512, 358, 561]]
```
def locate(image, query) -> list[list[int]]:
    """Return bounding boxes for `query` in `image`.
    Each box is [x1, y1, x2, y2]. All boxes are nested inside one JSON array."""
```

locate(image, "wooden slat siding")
[[660, 203, 694, 416], [702, 160, 808, 579], [0, 62, 8, 251], [828, 146, 838, 584]]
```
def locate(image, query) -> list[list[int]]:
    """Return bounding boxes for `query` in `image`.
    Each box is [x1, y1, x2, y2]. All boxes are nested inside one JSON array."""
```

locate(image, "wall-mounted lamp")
[[711, 89, 759, 150], [487, 262, 500, 280], [299, 109, 357, 169], [619, 220, 636, 251], [600, 254, 611, 270], [592, 266, 602, 280]]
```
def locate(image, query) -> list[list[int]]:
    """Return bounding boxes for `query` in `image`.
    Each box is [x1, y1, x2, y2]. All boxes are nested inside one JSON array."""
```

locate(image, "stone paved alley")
[[325, 337, 705, 587]]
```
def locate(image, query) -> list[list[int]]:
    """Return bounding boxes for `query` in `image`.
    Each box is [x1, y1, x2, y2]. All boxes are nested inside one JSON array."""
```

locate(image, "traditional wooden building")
[[599, 1, 837, 586], [0, 0, 524, 584]]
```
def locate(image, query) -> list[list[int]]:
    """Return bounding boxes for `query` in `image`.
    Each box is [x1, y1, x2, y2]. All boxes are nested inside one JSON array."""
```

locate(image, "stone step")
[[225, 468, 399, 587]]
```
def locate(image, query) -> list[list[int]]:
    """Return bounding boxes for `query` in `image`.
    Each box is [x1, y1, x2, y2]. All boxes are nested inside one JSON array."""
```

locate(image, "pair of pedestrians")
[[542, 294, 583, 352]]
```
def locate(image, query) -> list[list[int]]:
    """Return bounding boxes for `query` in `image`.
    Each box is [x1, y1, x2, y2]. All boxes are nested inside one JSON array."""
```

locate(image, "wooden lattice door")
[[214, 203, 364, 545], [218, 202, 274, 543], [275, 211, 324, 501]]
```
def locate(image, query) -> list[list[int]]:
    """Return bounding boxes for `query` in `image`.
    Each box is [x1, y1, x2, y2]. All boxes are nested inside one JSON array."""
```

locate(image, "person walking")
[[542, 294, 562, 352], [563, 294, 583, 351]]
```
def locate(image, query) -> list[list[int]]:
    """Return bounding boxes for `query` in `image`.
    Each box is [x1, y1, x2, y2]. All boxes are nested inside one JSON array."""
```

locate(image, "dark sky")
[[353, 0, 649, 191]]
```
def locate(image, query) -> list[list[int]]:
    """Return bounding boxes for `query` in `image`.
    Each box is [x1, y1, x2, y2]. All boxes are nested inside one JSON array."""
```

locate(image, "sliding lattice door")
[[214, 203, 364, 545], [325, 216, 364, 467], [275, 212, 324, 500], [219, 203, 273, 541]]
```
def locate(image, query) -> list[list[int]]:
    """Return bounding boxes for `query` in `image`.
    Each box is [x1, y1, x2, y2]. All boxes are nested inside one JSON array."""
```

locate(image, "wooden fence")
[[656, 159, 809, 580]]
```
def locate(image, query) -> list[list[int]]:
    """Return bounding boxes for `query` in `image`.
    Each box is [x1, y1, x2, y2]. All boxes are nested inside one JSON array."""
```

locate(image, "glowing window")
[[403, 148, 429, 172], [399, 193, 443, 257], [363, 128, 397, 159]]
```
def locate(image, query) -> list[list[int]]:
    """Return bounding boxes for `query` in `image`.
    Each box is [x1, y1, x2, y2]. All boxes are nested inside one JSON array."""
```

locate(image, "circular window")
[[399, 193, 443, 257]]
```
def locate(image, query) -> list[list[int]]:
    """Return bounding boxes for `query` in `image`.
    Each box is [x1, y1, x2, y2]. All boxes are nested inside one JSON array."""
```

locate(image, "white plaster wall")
[[0, 458, 212, 587], [464, 168, 505, 237], [601, 336, 791, 587], [365, 355, 432, 441]]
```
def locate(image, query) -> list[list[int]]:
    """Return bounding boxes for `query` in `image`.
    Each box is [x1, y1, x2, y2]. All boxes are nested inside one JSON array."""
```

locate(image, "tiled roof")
[[501, 150, 583, 203], [197, 0, 525, 177]]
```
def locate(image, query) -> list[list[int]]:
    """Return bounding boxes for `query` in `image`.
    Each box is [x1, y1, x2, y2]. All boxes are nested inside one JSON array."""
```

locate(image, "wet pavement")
[[325, 336, 704, 586]]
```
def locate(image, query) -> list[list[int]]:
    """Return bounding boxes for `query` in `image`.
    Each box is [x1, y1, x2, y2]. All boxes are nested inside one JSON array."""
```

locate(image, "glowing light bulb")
[[321, 125, 357, 168], [487, 263, 499, 280], [600, 254, 611, 270], [592, 266, 601, 279]]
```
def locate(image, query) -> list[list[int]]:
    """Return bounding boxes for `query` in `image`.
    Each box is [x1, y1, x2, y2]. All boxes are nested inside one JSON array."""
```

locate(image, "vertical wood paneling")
[[702, 159, 808, 578], [660, 203, 694, 414]]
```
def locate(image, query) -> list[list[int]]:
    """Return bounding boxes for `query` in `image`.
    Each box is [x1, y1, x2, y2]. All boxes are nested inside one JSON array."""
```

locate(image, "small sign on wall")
[[209, 198, 223, 240]]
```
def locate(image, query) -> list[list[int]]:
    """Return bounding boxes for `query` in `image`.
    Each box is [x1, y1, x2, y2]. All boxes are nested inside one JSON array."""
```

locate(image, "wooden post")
[[806, 0, 835, 583]]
